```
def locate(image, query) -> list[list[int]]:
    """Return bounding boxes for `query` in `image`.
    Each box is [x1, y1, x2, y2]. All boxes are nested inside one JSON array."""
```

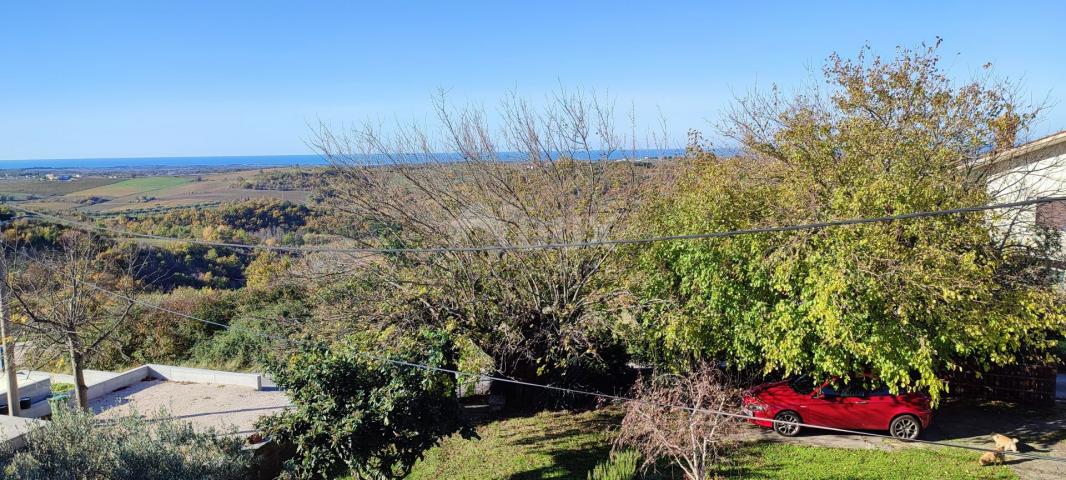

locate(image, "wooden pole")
[[0, 260, 19, 416]]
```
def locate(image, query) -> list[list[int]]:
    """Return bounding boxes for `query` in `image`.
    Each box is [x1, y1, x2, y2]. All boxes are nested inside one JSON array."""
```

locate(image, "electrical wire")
[[7, 195, 1066, 254], [3, 241, 1059, 463]]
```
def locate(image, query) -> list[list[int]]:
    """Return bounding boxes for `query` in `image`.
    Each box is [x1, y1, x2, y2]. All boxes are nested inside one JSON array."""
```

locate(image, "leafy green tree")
[[259, 328, 474, 479], [631, 42, 1065, 401]]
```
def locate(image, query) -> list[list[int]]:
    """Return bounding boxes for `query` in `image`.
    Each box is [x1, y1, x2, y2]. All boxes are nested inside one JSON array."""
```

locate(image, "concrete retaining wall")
[[146, 364, 262, 390], [0, 372, 52, 407], [85, 365, 150, 401], [0, 415, 43, 450]]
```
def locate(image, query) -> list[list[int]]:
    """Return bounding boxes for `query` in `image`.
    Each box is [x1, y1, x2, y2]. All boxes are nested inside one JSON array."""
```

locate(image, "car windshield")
[[788, 375, 815, 394]]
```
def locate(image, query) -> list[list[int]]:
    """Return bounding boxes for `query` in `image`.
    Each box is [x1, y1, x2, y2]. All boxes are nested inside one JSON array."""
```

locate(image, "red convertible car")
[[742, 375, 933, 439]]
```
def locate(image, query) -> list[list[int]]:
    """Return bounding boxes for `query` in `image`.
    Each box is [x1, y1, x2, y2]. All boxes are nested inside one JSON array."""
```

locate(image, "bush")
[[259, 328, 474, 479], [1, 405, 252, 480], [588, 449, 639, 480], [49, 383, 74, 395], [186, 316, 272, 370], [616, 364, 742, 480]]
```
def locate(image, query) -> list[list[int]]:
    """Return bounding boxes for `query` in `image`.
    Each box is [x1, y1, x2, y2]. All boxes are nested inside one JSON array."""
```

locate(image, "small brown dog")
[[978, 446, 1005, 466], [991, 433, 1020, 453]]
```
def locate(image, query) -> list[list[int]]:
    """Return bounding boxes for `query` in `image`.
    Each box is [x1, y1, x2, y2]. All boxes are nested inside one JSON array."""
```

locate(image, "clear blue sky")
[[2, 0, 1064, 160]]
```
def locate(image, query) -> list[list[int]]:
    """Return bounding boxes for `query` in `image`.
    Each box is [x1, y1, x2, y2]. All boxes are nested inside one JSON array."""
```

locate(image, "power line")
[[7, 195, 1066, 254], [3, 244, 1061, 463]]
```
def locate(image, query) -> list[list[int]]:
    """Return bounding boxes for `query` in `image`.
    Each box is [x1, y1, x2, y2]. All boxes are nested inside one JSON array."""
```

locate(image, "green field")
[[404, 408, 1017, 480], [72, 176, 192, 198], [0, 177, 122, 197]]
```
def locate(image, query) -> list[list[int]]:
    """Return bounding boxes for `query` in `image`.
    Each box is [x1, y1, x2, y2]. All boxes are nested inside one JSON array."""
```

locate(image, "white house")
[[982, 130, 1066, 259]]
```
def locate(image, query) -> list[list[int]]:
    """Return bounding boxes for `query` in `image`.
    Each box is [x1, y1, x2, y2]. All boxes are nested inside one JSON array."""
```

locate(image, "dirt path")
[[742, 400, 1066, 480]]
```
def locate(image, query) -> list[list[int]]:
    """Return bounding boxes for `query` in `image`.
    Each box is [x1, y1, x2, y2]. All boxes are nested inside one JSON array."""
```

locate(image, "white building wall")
[[985, 142, 1066, 255]]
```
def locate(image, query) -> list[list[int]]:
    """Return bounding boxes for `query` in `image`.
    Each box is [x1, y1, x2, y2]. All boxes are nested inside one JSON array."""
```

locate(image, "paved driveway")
[[92, 379, 290, 436], [742, 400, 1066, 480]]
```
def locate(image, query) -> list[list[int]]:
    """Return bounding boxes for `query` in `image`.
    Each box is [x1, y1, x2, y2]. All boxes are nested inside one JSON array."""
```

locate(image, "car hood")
[[745, 381, 799, 404]]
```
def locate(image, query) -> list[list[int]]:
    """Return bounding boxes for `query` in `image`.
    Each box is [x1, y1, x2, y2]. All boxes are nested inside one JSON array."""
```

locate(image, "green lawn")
[[404, 408, 1017, 480], [406, 409, 618, 480], [741, 442, 1016, 480], [73, 176, 191, 197]]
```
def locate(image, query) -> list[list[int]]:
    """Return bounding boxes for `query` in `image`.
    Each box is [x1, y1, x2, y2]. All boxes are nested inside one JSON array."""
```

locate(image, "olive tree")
[[2, 405, 251, 480]]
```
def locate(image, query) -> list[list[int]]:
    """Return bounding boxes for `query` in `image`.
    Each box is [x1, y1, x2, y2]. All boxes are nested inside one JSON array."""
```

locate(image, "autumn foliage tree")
[[631, 42, 1066, 401]]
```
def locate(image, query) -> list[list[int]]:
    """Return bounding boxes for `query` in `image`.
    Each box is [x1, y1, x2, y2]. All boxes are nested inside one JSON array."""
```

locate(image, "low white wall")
[[146, 364, 262, 390], [21, 399, 53, 419], [84, 365, 150, 401], [0, 373, 51, 407], [0, 416, 43, 450]]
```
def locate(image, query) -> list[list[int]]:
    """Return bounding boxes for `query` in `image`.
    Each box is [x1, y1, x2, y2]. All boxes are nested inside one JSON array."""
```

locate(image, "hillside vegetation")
[[1, 43, 1061, 480]]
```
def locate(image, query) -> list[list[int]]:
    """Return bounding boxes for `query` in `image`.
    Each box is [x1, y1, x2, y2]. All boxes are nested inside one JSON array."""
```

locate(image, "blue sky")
[[2, 0, 1064, 160]]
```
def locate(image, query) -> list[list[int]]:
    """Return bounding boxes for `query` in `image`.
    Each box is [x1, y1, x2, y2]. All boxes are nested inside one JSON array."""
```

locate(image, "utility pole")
[[0, 258, 19, 416]]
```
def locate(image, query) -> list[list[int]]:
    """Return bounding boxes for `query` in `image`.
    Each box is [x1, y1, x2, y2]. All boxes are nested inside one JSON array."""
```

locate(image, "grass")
[[405, 409, 619, 480], [740, 442, 1017, 480], [403, 408, 1019, 480], [0, 177, 121, 197], [73, 176, 192, 198]]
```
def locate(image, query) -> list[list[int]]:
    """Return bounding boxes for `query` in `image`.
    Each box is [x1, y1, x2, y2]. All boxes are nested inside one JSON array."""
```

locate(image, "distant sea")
[[0, 155, 327, 169], [0, 149, 691, 170]]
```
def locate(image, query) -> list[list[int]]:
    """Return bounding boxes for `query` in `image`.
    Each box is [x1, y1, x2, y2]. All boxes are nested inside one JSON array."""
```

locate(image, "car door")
[[836, 385, 874, 429], [798, 384, 849, 429], [800, 383, 869, 429], [857, 385, 895, 430]]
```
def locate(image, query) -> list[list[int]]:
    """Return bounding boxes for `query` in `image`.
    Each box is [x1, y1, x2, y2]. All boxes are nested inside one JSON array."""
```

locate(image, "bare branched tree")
[[616, 363, 743, 480], [3, 232, 146, 409], [311, 89, 663, 402]]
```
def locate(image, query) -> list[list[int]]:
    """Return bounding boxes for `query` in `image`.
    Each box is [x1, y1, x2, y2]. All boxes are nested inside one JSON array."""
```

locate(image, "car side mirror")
[[814, 389, 837, 399]]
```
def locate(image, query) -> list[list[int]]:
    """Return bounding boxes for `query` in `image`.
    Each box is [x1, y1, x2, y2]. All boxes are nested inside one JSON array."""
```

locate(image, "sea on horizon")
[[0, 149, 692, 170]]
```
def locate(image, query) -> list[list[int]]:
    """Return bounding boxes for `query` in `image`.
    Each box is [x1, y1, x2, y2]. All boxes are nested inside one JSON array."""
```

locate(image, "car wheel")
[[889, 414, 921, 440], [772, 411, 802, 437]]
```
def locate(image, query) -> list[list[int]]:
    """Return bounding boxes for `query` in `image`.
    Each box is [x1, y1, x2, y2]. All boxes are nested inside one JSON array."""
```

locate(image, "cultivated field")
[[0, 177, 122, 198], [73, 176, 192, 197], [18, 168, 312, 213]]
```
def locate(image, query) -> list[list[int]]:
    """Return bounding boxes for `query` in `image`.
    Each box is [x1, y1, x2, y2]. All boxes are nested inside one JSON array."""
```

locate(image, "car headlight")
[[743, 402, 767, 412]]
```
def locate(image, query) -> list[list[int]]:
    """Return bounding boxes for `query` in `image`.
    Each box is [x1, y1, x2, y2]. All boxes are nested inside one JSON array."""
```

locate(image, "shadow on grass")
[[498, 409, 618, 479], [508, 442, 613, 480]]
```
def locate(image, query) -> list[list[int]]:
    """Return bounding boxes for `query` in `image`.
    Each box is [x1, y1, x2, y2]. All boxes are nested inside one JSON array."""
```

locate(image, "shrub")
[[616, 363, 742, 480], [588, 449, 639, 480], [49, 383, 74, 395], [1, 405, 252, 480], [259, 328, 474, 479], [186, 316, 272, 371]]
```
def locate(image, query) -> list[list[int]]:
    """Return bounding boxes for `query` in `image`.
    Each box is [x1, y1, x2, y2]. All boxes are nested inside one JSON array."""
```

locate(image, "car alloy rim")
[[775, 413, 799, 435], [893, 417, 918, 439]]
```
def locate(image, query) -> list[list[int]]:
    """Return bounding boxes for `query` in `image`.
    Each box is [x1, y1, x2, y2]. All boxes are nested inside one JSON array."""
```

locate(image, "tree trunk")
[[67, 337, 89, 411]]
